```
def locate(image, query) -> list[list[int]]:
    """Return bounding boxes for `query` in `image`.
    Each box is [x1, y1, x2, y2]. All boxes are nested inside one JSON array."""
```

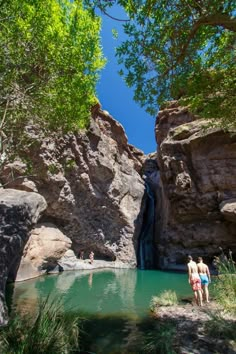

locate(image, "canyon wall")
[[1, 99, 236, 290], [156, 102, 236, 268], [1, 105, 145, 273]]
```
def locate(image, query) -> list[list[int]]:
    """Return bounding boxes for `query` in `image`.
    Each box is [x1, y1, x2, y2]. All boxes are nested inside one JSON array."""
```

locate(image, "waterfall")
[[138, 178, 157, 270]]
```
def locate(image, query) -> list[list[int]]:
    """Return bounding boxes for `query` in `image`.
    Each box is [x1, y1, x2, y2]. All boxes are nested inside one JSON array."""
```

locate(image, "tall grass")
[[213, 250, 236, 314], [142, 321, 177, 354], [150, 290, 178, 312], [0, 296, 81, 354], [146, 291, 178, 353], [205, 311, 236, 340]]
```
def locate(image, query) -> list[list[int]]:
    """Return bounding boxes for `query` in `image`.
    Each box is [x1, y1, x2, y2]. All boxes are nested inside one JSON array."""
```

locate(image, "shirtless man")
[[187, 255, 203, 306], [197, 257, 211, 303]]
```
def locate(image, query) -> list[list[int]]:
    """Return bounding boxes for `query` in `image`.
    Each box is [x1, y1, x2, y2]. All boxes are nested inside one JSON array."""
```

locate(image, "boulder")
[[220, 199, 236, 223], [0, 189, 46, 325], [16, 223, 72, 281]]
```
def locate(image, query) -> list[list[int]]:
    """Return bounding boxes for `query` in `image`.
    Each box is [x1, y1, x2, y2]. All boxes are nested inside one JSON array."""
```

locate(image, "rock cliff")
[[155, 102, 236, 268], [2, 100, 235, 283], [1, 105, 145, 271]]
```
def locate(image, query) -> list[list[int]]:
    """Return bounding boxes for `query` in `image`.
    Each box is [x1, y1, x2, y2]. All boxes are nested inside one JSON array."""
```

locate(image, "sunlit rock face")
[[156, 101, 236, 268], [0, 189, 46, 326], [2, 105, 145, 267], [220, 199, 236, 223], [16, 223, 72, 281]]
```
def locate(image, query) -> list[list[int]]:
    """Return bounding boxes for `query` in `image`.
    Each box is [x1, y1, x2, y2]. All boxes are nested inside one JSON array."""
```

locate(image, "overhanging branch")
[[164, 12, 236, 76]]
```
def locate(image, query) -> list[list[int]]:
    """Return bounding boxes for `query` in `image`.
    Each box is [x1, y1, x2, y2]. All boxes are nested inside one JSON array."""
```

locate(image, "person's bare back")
[[188, 260, 198, 275], [197, 262, 209, 275]]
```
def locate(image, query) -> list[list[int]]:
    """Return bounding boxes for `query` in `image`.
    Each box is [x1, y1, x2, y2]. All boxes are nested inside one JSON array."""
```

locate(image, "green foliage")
[[112, 28, 118, 39], [150, 290, 178, 311], [85, 0, 236, 128], [48, 163, 60, 175], [0, 297, 81, 354], [142, 321, 176, 354], [0, 0, 105, 142], [212, 250, 236, 314], [64, 158, 77, 172], [205, 311, 236, 342]]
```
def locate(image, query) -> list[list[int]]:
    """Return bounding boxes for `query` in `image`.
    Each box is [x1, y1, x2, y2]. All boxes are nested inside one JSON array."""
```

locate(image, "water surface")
[[11, 268, 191, 318], [9, 269, 192, 353]]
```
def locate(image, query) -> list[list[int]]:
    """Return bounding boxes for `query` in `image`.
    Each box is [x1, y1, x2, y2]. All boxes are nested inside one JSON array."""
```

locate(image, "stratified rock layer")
[[0, 189, 46, 325], [156, 102, 236, 267], [1, 106, 145, 268]]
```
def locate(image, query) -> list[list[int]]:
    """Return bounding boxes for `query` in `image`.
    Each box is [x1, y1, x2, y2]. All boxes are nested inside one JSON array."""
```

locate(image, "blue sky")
[[96, 6, 157, 154]]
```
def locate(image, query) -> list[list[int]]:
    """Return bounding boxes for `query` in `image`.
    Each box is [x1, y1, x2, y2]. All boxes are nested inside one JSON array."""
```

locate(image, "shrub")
[[150, 290, 178, 312]]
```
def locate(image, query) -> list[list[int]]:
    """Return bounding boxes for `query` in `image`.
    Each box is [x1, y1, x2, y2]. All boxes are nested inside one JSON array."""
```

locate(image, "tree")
[[0, 0, 105, 145], [85, 0, 236, 128]]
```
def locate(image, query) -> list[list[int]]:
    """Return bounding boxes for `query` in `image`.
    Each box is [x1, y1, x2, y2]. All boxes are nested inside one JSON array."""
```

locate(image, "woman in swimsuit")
[[197, 257, 211, 303], [187, 255, 203, 306]]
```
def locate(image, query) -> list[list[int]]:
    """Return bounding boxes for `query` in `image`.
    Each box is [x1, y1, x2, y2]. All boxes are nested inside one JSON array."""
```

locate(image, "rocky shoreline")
[[153, 302, 236, 354]]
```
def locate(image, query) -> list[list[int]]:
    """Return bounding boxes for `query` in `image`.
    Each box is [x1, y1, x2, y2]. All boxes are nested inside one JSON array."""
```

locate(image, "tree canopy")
[[86, 0, 236, 127], [0, 0, 105, 143]]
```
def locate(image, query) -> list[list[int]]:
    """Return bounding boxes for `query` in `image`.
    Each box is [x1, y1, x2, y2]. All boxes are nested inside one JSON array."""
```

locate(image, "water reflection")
[[80, 314, 165, 354], [88, 272, 93, 288], [11, 269, 191, 319]]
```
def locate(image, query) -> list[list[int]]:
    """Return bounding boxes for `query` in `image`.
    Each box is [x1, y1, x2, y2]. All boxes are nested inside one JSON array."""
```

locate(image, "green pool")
[[10, 268, 191, 317], [8, 269, 192, 353]]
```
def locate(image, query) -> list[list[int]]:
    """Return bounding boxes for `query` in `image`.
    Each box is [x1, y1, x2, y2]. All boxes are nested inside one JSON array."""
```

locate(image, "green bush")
[[150, 290, 178, 312]]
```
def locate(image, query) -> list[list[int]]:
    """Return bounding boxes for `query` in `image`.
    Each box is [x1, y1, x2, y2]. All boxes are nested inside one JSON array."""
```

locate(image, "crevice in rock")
[[40, 215, 69, 227], [137, 157, 160, 270], [137, 180, 156, 269]]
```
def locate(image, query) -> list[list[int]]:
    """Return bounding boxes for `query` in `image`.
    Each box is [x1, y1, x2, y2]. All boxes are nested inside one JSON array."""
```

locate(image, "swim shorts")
[[190, 275, 201, 291], [199, 274, 209, 285]]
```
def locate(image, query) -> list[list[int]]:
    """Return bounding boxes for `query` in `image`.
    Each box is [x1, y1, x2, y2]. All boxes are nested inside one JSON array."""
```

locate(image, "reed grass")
[[0, 296, 81, 354], [142, 321, 176, 354], [212, 249, 236, 314]]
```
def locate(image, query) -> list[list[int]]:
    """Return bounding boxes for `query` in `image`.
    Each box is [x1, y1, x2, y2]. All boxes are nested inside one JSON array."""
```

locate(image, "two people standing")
[[187, 255, 211, 306], [78, 250, 95, 264]]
